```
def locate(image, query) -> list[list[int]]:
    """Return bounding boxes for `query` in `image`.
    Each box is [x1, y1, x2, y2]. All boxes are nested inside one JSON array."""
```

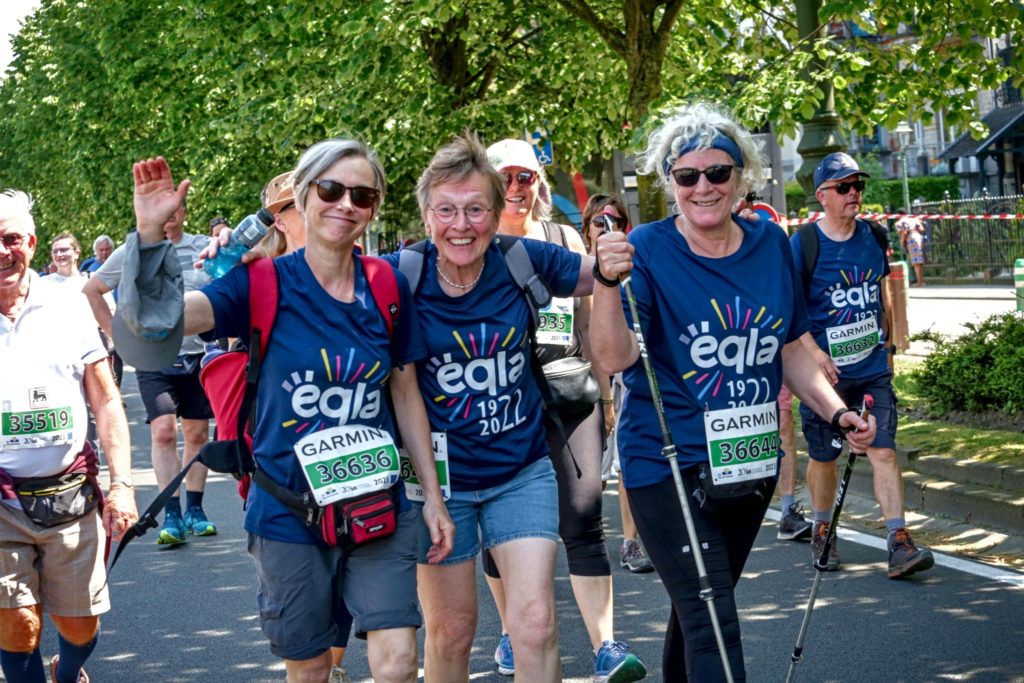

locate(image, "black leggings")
[[482, 402, 610, 578], [628, 468, 775, 682]]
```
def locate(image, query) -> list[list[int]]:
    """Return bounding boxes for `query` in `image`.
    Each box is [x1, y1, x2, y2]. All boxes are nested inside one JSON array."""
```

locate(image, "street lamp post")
[[894, 120, 913, 212]]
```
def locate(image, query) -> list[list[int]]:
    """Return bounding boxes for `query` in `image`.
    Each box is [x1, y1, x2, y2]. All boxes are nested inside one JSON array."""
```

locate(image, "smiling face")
[[50, 237, 79, 275], [424, 171, 497, 269], [498, 165, 538, 225], [671, 148, 740, 233], [816, 173, 864, 221], [0, 219, 36, 297], [300, 156, 378, 248]]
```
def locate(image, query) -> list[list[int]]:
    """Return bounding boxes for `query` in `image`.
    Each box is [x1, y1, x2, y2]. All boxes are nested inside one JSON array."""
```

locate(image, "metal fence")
[[899, 192, 1024, 284]]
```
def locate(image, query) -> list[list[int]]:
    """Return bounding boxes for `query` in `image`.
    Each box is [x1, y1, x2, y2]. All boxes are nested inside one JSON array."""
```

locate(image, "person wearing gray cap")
[[0, 189, 137, 683], [83, 191, 218, 546], [791, 152, 933, 579]]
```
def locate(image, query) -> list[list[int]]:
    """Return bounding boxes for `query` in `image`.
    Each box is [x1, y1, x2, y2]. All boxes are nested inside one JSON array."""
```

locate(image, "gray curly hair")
[[638, 102, 766, 201]]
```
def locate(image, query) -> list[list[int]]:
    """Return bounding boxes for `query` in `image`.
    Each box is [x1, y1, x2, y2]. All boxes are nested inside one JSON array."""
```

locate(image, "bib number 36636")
[[294, 425, 400, 507], [703, 402, 779, 485]]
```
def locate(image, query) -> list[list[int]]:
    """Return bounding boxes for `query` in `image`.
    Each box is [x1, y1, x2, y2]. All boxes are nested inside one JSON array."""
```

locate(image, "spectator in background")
[[897, 214, 926, 286], [209, 216, 230, 238], [80, 235, 114, 274], [47, 232, 87, 289]]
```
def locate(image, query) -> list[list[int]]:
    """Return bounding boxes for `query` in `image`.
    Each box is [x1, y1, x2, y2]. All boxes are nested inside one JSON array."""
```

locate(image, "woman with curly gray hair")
[[589, 103, 875, 681]]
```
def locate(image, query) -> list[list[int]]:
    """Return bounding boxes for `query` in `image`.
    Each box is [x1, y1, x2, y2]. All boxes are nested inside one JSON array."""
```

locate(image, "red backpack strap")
[[247, 257, 279, 357], [359, 255, 399, 338]]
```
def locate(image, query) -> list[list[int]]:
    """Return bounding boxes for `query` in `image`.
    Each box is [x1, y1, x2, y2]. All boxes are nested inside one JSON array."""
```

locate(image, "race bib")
[[536, 297, 574, 346], [703, 403, 779, 485], [294, 425, 401, 507], [826, 317, 879, 367], [1, 404, 75, 450], [400, 432, 451, 503]]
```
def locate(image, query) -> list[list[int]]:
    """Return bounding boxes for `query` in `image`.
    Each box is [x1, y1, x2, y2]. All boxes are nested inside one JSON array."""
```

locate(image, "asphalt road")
[[18, 370, 1024, 683]]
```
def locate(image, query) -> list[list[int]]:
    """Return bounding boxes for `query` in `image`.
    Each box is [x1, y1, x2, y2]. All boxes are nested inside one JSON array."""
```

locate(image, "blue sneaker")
[[157, 511, 187, 546], [184, 507, 217, 536], [494, 633, 514, 676], [594, 640, 647, 683]]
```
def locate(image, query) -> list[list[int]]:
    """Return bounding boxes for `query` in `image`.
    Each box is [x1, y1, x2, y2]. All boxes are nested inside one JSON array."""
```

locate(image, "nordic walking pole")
[[784, 395, 874, 683], [603, 219, 735, 683]]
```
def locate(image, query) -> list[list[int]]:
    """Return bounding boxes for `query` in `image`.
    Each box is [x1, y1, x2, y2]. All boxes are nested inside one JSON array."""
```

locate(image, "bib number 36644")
[[703, 402, 779, 485]]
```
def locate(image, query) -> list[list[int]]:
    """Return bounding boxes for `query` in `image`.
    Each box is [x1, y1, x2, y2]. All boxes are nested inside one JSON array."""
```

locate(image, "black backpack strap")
[[796, 222, 818, 293]]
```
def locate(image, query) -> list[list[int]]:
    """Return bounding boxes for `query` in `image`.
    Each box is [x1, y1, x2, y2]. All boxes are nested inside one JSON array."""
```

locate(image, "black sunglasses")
[[821, 180, 866, 195], [670, 164, 734, 188], [501, 170, 538, 187], [0, 233, 28, 250], [310, 179, 380, 209], [591, 214, 625, 232]]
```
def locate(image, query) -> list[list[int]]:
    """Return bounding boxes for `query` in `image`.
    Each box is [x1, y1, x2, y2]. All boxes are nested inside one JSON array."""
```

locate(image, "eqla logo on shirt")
[[279, 345, 387, 436], [678, 297, 787, 407], [824, 269, 884, 366], [427, 324, 530, 437]]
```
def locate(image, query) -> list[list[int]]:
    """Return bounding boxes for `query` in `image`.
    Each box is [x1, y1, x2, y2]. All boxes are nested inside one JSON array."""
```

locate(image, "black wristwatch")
[[830, 407, 857, 437], [592, 261, 619, 288]]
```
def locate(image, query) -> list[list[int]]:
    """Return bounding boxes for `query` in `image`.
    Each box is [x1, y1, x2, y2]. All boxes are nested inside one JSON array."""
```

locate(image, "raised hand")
[[133, 156, 191, 244]]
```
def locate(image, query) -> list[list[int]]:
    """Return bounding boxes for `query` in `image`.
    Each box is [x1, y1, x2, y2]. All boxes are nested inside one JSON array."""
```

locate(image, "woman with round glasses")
[[474, 140, 646, 681], [122, 140, 453, 683], [385, 133, 594, 682], [47, 232, 86, 287], [590, 103, 876, 681]]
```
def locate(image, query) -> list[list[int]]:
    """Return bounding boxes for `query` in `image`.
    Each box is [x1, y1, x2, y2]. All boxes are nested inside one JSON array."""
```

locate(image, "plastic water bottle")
[[203, 208, 274, 279]]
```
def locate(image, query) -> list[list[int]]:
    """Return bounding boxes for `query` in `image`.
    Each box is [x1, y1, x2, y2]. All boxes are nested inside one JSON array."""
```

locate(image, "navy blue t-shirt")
[[617, 215, 809, 489], [384, 238, 580, 490], [790, 220, 889, 380], [202, 250, 426, 543]]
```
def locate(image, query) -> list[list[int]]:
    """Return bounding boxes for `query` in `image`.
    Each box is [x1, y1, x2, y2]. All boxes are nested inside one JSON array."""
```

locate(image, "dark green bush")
[[913, 312, 1024, 415]]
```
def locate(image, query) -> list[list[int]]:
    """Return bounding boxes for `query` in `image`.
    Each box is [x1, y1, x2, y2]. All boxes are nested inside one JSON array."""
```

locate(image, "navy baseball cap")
[[813, 152, 870, 189]]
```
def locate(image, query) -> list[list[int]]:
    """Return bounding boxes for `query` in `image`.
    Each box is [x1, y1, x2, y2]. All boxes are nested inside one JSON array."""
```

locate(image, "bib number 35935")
[[294, 425, 400, 507], [703, 402, 779, 485]]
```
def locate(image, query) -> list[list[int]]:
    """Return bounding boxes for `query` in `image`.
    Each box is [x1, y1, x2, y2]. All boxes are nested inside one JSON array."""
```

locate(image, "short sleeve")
[[94, 244, 127, 289], [200, 264, 251, 344], [391, 268, 426, 367], [522, 238, 582, 298]]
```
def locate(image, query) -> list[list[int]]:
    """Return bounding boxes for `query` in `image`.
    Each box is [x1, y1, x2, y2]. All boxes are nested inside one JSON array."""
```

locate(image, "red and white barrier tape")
[[782, 212, 1024, 226]]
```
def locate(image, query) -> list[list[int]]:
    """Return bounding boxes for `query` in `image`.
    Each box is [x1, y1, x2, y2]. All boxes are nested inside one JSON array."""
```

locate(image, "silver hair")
[[416, 132, 506, 224], [92, 234, 114, 251], [638, 102, 766, 201], [0, 189, 36, 235], [293, 138, 387, 212]]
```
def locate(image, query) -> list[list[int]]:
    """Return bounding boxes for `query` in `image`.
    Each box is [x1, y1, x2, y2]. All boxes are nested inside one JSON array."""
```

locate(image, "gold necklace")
[[436, 257, 485, 290]]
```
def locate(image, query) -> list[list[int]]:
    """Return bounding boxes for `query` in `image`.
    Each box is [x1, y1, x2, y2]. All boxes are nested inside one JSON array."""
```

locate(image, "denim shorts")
[[246, 508, 420, 661], [412, 456, 559, 565], [799, 372, 898, 462]]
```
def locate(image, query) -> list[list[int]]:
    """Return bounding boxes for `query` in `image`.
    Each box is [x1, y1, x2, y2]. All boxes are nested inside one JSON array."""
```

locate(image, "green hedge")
[[784, 175, 959, 216], [912, 312, 1024, 416]]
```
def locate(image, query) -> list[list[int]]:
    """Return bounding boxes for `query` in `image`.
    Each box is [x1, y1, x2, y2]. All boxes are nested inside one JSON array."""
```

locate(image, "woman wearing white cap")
[[482, 139, 647, 683]]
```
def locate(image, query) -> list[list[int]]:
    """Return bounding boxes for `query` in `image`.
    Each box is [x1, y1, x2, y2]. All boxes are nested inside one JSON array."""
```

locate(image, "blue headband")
[[662, 131, 745, 176]]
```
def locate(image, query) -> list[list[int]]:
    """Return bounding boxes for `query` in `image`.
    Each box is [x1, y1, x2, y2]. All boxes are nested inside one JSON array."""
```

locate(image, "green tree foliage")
[[0, 0, 1020, 253]]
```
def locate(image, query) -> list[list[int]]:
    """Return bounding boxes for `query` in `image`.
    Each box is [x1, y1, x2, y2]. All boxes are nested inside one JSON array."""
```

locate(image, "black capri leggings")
[[482, 402, 610, 577], [627, 466, 775, 682]]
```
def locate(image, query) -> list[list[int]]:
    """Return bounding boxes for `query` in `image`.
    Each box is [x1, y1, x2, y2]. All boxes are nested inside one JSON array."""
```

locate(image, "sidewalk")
[[906, 284, 1017, 301]]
